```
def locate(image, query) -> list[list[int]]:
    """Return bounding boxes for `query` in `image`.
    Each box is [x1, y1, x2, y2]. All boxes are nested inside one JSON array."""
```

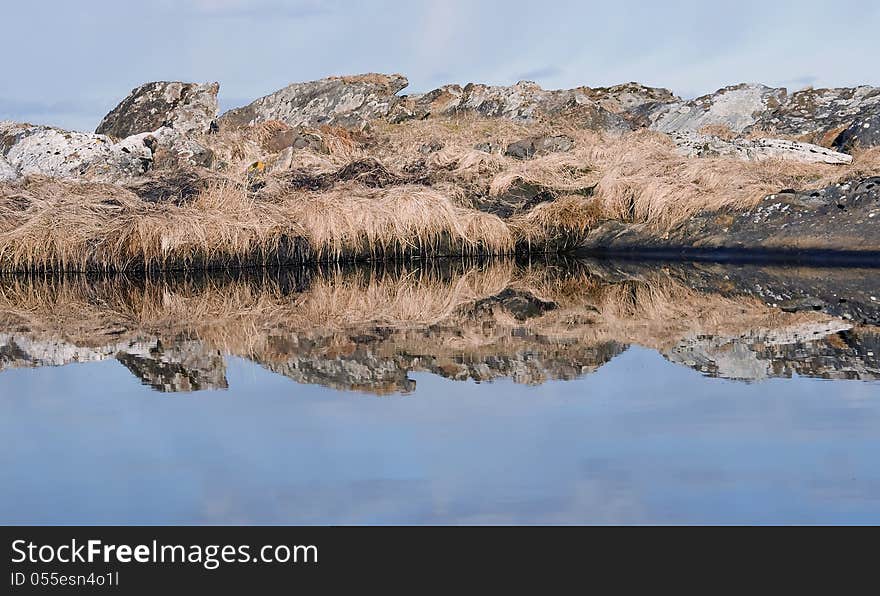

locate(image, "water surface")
[[1, 259, 878, 524]]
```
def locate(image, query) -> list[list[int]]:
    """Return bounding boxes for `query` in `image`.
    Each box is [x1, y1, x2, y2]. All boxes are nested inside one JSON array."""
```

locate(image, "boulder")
[[0, 155, 17, 181], [671, 131, 853, 164], [832, 111, 880, 152], [392, 80, 631, 133], [478, 180, 557, 218], [261, 126, 327, 154], [218, 73, 409, 130], [749, 86, 880, 146], [577, 177, 880, 256], [580, 82, 680, 126], [474, 140, 503, 154], [0, 121, 153, 182], [389, 85, 465, 122], [649, 83, 787, 133], [504, 135, 575, 159], [148, 126, 215, 169], [96, 81, 220, 138]]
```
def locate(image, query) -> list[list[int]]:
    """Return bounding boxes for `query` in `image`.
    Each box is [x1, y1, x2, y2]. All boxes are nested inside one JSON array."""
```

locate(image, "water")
[[1, 259, 879, 524]]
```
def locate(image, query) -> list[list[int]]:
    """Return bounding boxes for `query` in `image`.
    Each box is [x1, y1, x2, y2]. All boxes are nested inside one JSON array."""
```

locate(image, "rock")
[[147, 126, 214, 169], [262, 126, 327, 154], [504, 135, 575, 159], [577, 177, 880, 256], [458, 81, 577, 120], [474, 140, 502, 154], [749, 86, 880, 146], [96, 81, 220, 138], [389, 85, 465, 122], [123, 169, 215, 204], [671, 131, 853, 164], [0, 121, 153, 182], [478, 180, 557, 218], [418, 140, 443, 154], [778, 296, 826, 313], [218, 73, 409, 130], [650, 83, 787, 133], [93, 81, 219, 169], [393, 80, 630, 133], [832, 111, 880, 152], [0, 155, 17, 181], [580, 82, 680, 126]]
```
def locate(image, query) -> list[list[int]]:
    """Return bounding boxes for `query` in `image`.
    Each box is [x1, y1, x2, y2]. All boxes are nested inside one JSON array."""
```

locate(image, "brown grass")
[[0, 177, 513, 272], [2, 116, 879, 272]]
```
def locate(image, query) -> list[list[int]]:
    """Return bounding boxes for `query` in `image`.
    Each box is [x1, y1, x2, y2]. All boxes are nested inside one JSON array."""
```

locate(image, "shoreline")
[[2, 75, 879, 272]]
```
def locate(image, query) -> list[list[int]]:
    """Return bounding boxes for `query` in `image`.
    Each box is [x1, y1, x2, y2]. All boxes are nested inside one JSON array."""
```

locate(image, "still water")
[[1, 259, 879, 524]]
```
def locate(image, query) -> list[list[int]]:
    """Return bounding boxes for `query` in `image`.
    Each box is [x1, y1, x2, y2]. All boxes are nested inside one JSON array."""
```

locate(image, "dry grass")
[[0, 177, 513, 272], [2, 116, 879, 272]]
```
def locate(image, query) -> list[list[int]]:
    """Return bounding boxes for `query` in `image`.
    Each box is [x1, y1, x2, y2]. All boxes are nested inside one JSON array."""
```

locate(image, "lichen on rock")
[[96, 81, 220, 138]]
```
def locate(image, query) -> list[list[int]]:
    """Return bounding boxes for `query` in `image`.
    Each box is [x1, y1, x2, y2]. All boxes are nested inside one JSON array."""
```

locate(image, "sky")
[[2, 0, 879, 132]]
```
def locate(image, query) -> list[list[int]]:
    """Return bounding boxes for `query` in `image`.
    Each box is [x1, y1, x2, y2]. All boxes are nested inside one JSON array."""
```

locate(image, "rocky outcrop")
[[0, 155, 16, 181], [96, 81, 219, 138], [649, 83, 787, 133], [833, 111, 880, 152], [392, 80, 631, 133], [671, 131, 853, 164], [0, 121, 154, 182], [218, 73, 409, 130], [580, 82, 680, 127], [749, 86, 880, 147], [577, 177, 880, 258], [146, 126, 214, 169]]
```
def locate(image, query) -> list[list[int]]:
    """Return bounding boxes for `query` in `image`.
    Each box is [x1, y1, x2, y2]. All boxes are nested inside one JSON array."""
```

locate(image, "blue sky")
[[3, 0, 879, 131]]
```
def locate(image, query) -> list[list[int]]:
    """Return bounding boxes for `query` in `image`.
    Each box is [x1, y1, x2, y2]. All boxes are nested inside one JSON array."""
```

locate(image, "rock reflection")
[[0, 259, 877, 393]]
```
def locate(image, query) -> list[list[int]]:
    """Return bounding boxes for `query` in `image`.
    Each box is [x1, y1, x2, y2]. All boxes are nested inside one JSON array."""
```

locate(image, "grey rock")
[[389, 84, 465, 122], [418, 140, 443, 154], [96, 81, 220, 138], [0, 155, 17, 181], [576, 177, 880, 256], [457, 81, 576, 120], [474, 140, 502, 154], [650, 83, 787, 133], [218, 73, 409, 130], [750, 86, 880, 146], [671, 131, 853, 164], [393, 80, 631, 133], [504, 134, 575, 159], [261, 126, 327, 154], [0, 121, 153, 182], [833, 111, 880, 152], [580, 82, 680, 126], [148, 126, 214, 169], [477, 180, 557, 218]]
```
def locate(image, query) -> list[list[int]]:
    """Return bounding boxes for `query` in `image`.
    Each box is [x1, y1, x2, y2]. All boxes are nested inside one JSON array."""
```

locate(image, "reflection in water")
[[3, 259, 880, 525], [1, 259, 878, 393]]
